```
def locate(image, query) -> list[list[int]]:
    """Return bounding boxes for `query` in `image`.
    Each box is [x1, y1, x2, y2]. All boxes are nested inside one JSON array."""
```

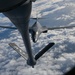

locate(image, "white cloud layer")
[[0, 0, 75, 75]]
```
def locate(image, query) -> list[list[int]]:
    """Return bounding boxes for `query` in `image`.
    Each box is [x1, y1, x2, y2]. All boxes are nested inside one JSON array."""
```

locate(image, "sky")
[[0, 0, 75, 75]]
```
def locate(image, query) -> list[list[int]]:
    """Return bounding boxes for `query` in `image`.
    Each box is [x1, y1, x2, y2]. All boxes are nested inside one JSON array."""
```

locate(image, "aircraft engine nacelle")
[[0, 0, 27, 12]]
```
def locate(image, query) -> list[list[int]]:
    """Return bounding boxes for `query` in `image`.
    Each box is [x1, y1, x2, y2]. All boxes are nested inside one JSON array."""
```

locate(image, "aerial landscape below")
[[0, 0, 75, 75]]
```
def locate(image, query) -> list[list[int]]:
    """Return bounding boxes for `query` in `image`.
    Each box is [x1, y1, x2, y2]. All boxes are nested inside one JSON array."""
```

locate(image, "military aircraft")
[[0, 0, 55, 68], [1, 0, 75, 68]]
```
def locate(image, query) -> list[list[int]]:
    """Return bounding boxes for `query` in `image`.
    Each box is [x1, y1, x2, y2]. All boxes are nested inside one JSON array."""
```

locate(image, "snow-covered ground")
[[0, 0, 75, 75]]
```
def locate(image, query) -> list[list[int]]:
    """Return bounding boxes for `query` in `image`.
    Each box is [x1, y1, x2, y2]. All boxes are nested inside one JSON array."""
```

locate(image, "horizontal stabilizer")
[[9, 43, 28, 60], [9, 42, 55, 67], [35, 42, 55, 60]]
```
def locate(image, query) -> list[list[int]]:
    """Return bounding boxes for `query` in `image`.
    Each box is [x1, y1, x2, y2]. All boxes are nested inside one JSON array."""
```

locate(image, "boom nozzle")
[[27, 58, 36, 68]]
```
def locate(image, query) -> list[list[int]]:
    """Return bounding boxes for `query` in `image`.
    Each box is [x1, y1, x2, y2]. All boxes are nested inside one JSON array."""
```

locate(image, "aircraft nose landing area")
[[29, 21, 48, 43]]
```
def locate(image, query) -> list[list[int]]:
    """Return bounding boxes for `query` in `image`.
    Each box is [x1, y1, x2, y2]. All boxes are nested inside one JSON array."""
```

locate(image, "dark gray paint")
[[3, 1, 36, 67], [0, 0, 52, 68], [0, 0, 27, 12]]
